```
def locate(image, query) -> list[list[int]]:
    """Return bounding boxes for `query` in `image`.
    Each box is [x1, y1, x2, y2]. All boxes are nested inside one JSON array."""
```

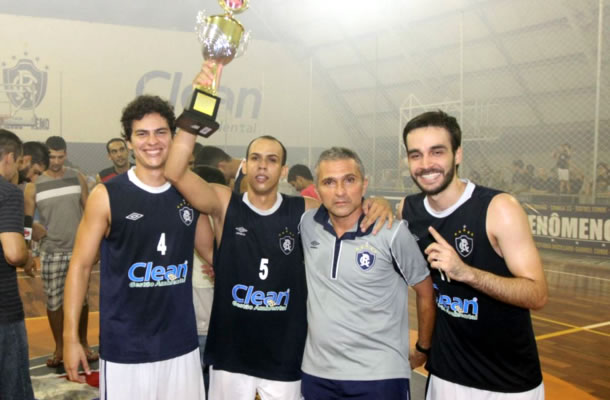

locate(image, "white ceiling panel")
[[342, 90, 394, 116], [483, 0, 562, 34], [463, 41, 508, 72], [520, 60, 595, 93], [376, 59, 410, 86], [464, 72, 523, 100], [328, 66, 376, 91], [314, 43, 360, 69]]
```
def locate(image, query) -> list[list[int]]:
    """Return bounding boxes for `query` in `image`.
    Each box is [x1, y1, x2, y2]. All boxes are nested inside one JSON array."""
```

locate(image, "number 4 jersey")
[[205, 192, 307, 382], [100, 169, 199, 363]]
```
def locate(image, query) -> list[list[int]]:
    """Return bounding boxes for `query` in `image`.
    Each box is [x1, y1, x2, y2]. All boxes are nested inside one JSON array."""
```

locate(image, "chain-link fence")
[[283, 0, 609, 206]]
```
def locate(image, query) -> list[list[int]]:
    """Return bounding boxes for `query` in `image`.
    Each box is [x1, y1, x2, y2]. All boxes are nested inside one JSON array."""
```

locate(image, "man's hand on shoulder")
[[361, 197, 394, 234]]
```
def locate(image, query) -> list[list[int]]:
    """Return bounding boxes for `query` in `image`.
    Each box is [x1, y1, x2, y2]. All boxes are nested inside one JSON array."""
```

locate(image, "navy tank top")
[[402, 184, 542, 392], [205, 192, 307, 381], [99, 170, 199, 363]]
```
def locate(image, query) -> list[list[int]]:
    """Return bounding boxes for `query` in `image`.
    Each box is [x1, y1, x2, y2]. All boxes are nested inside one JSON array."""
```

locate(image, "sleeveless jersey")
[[100, 169, 199, 363], [205, 192, 307, 381], [402, 182, 542, 392], [35, 168, 82, 252]]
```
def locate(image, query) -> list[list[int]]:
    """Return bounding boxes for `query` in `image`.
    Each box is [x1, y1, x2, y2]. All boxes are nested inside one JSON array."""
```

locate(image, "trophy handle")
[[236, 30, 251, 58]]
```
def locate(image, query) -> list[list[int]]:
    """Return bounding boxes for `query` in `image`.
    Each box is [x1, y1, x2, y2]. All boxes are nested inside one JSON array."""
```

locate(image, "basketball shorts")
[[209, 366, 301, 400], [100, 348, 205, 400]]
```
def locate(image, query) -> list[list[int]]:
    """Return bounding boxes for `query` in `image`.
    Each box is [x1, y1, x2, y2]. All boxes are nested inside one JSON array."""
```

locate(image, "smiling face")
[[406, 126, 462, 196], [244, 138, 286, 195], [127, 113, 172, 170], [316, 158, 368, 221]]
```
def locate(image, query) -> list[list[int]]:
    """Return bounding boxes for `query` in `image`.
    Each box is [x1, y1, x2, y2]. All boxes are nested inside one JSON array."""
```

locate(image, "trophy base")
[[176, 109, 220, 138]]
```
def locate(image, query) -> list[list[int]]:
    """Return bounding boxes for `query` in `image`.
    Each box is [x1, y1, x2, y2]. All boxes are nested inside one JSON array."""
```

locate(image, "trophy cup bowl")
[[176, 0, 250, 137]]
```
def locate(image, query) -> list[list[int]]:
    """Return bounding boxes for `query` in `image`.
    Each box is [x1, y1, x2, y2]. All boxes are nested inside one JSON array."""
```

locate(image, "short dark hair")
[[193, 165, 228, 186], [106, 137, 127, 153], [46, 136, 67, 151], [23, 141, 50, 169], [245, 135, 287, 166], [0, 129, 23, 160], [120, 95, 176, 141], [193, 142, 204, 158], [402, 110, 462, 153], [288, 164, 313, 182], [195, 146, 231, 168]]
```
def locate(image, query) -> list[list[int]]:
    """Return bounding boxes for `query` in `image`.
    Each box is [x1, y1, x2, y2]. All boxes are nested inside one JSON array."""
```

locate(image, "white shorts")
[[208, 366, 301, 400], [426, 374, 544, 400], [557, 168, 569, 182], [100, 348, 205, 400]]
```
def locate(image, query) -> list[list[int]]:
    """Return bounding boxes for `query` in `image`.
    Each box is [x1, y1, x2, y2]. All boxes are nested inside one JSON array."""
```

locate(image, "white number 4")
[[259, 258, 269, 280], [157, 233, 167, 255]]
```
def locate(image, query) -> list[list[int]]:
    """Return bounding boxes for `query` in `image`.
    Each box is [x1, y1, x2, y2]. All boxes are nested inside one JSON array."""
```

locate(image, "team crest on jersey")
[[279, 228, 296, 255], [454, 226, 474, 258], [176, 199, 194, 226], [355, 244, 378, 271]]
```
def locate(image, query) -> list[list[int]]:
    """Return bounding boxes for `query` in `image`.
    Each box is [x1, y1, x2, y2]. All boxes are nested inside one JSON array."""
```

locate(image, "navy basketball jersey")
[[205, 192, 307, 381], [100, 169, 199, 363], [402, 182, 542, 392]]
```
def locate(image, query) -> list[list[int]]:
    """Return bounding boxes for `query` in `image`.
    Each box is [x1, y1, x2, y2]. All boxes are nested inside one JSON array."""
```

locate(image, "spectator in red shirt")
[[287, 164, 319, 200]]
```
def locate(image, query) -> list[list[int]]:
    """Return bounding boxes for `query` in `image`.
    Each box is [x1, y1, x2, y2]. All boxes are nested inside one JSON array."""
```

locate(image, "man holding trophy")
[[167, 3, 396, 400], [171, 1, 312, 399]]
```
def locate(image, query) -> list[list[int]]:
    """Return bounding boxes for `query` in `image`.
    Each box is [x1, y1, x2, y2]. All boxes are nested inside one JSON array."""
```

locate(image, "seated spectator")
[[511, 160, 529, 193], [596, 162, 609, 194], [569, 167, 585, 195], [530, 168, 553, 193], [523, 164, 535, 190]]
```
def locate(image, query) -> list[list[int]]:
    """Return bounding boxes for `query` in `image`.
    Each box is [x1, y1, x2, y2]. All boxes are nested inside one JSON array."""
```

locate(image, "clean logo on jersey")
[[454, 226, 474, 258], [279, 228, 296, 255], [231, 284, 290, 311], [355, 243, 378, 271], [128, 260, 188, 288], [176, 199, 194, 226], [434, 284, 479, 320], [235, 226, 248, 236]]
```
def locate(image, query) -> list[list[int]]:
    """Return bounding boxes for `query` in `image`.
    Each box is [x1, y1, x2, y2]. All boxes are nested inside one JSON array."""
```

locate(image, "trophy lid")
[[218, 0, 249, 15]]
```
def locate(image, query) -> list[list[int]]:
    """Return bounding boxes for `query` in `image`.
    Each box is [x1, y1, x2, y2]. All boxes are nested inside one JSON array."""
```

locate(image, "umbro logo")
[[310, 240, 320, 249], [126, 212, 143, 221], [235, 226, 248, 236]]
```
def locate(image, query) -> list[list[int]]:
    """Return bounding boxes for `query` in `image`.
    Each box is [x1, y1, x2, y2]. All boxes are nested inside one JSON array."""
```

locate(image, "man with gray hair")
[[299, 146, 435, 399]]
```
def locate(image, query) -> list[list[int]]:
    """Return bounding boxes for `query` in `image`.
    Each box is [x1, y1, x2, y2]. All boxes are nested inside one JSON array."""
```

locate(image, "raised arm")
[[425, 193, 547, 310], [63, 185, 111, 382], [194, 214, 215, 266], [165, 130, 230, 225]]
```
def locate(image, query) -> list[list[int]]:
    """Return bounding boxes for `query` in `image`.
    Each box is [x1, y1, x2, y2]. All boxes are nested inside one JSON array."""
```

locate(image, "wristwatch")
[[415, 341, 430, 355]]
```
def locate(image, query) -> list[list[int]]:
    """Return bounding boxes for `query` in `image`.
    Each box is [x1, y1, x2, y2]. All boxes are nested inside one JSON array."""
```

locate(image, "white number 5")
[[259, 258, 269, 280]]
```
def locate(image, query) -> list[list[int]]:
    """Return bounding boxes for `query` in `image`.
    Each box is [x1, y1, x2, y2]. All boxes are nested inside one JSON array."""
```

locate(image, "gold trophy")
[[176, 0, 251, 137]]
